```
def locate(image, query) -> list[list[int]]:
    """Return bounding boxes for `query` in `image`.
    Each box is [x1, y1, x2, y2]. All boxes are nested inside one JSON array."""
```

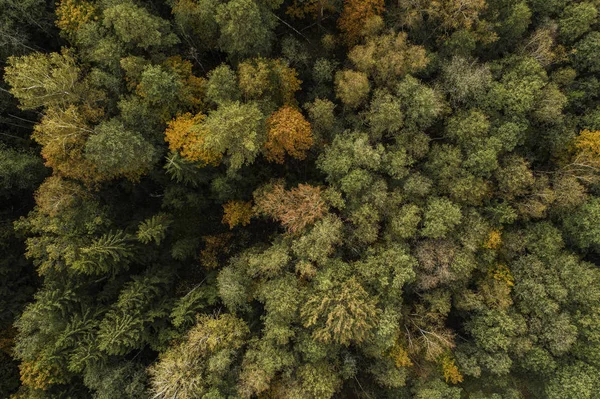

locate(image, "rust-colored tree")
[[337, 0, 385, 45], [253, 182, 327, 233], [264, 106, 313, 164]]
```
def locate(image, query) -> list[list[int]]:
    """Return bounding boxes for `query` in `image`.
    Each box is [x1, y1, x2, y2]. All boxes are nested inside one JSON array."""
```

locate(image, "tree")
[[102, 1, 178, 49], [237, 57, 301, 104], [205, 64, 241, 106], [264, 105, 313, 163], [254, 182, 327, 233], [222, 200, 253, 229], [421, 197, 462, 239], [203, 101, 266, 172], [4, 51, 82, 110], [55, 0, 96, 39], [85, 119, 158, 181], [164, 112, 222, 166], [149, 314, 249, 399], [337, 0, 385, 45], [334, 70, 370, 109], [558, 2, 598, 43], [349, 31, 429, 85], [215, 0, 277, 58], [573, 32, 600, 73], [301, 277, 379, 345]]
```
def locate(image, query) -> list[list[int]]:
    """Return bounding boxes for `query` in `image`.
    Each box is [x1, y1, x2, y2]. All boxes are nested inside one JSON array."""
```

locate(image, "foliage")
[[264, 105, 313, 163], [254, 182, 327, 233], [222, 200, 253, 229], [3, 0, 600, 397], [337, 0, 385, 45], [164, 112, 222, 166]]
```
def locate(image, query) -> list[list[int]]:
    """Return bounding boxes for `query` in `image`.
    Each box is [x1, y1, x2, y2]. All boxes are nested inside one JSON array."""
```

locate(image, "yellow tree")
[[164, 113, 222, 166], [55, 0, 97, 38], [264, 106, 313, 164], [566, 129, 600, 183]]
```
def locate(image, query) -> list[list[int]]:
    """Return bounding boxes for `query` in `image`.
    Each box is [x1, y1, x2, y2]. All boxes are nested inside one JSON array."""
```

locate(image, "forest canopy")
[[1, 0, 600, 398]]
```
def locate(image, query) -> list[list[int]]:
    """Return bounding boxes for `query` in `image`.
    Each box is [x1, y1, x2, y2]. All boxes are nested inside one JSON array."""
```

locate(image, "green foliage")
[[3, 0, 600, 397], [136, 213, 172, 245], [102, 1, 179, 49], [203, 101, 266, 172], [215, 0, 277, 58], [85, 119, 158, 181], [4, 51, 82, 110]]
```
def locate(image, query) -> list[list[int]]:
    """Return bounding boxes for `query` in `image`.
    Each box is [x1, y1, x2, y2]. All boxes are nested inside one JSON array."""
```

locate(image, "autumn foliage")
[[264, 106, 313, 164], [337, 0, 385, 45], [55, 0, 97, 37], [222, 200, 253, 229], [164, 113, 222, 166], [567, 129, 600, 182], [254, 182, 327, 233]]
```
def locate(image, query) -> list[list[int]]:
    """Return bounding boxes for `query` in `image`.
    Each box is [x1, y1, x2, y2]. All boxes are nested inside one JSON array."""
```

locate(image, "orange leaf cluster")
[[254, 182, 327, 233], [222, 201, 253, 229], [337, 0, 385, 45], [55, 0, 97, 37], [264, 106, 313, 164], [164, 113, 222, 166]]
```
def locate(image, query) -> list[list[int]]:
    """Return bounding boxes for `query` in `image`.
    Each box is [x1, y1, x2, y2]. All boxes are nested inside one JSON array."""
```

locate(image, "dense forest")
[[1, 0, 600, 397]]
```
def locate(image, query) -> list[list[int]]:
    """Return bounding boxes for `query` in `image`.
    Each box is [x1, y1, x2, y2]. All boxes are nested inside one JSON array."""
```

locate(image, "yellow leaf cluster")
[[483, 229, 502, 249], [265, 106, 313, 164], [222, 201, 253, 229], [164, 113, 221, 166], [389, 340, 413, 368], [337, 0, 385, 45], [19, 360, 65, 390], [574, 129, 600, 165], [490, 264, 515, 287], [441, 353, 463, 384], [55, 0, 96, 36]]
